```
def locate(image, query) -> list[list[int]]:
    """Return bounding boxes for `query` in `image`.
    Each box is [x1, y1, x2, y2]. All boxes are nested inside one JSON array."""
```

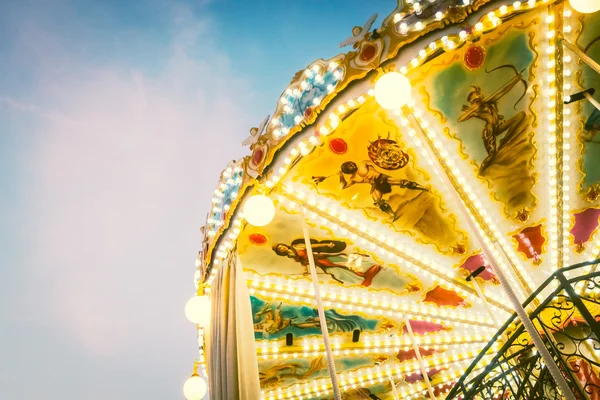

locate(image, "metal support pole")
[[562, 38, 600, 75], [470, 275, 502, 327], [584, 91, 600, 113], [405, 111, 577, 400], [390, 378, 399, 400], [403, 316, 437, 400], [301, 208, 341, 400]]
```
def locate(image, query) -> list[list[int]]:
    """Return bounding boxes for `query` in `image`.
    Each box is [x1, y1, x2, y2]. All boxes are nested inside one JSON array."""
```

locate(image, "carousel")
[[183, 0, 600, 399]]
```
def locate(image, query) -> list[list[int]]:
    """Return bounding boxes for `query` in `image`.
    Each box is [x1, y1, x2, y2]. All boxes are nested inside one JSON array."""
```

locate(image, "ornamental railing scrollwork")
[[447, 259, 600, 400]]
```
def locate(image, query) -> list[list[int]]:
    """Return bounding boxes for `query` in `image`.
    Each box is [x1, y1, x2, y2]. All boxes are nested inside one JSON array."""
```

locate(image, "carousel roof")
[[195, 0, 600, 398]]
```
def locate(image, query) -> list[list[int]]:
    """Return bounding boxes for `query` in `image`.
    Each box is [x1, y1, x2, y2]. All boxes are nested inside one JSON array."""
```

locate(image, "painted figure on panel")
[[259, 357, 327, 388], [425, 29, 537, 219], [251, 297, 389, 339], [259, 356, 379, 389], [292, 100, 468, 254], [313, 159, 427, 219], [272, 238, 419, 292], [457, 66, 530, 172], [253, 302, 373, 335]]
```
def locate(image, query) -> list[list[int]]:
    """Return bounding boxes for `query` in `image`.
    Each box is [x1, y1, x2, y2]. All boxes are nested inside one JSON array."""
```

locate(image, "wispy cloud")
[[3, 1, 257, 398]]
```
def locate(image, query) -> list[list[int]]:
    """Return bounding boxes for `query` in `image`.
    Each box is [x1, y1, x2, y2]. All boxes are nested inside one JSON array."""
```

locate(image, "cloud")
[[2, 1, 258, 398]]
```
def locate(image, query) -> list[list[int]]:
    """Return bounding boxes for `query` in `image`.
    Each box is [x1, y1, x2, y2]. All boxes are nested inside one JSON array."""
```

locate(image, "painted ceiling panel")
[[195, 1, 600, 399]]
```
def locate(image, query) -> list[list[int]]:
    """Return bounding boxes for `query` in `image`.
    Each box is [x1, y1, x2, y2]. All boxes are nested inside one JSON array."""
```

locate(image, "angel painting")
[[272, 238, 419, 293]]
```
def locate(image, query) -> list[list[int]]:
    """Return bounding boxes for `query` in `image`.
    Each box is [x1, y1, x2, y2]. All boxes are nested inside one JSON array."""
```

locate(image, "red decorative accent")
[[434, 382, 456, 398], [359, 43, 377, 61], [396, 347, 438, 363], [329, 138, 348, 154], [458, 254, 499, 283], [570, 359, 600, 399], [249, 233, 267, 245], [402, 319, 449, 335], [571, 208, 600, 251], [304, 107, 313, 118], [404, 368, 444, 384], [512, 224, 545, 264], [252, 148, 264, 165], [464, 45, 486, 70], [423, 285, 467, 307]]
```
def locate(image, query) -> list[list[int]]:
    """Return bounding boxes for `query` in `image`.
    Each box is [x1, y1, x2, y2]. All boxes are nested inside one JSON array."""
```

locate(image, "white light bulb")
[[569, 0, 600, 13], [183, 375, 208, 400], [185, 295, 211, 327], [374, 72, 412, 110], [243, 194, 275, 227]]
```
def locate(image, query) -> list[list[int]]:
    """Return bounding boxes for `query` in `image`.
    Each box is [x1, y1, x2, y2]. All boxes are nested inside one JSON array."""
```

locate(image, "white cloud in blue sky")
[[0, 0, 393, 398]]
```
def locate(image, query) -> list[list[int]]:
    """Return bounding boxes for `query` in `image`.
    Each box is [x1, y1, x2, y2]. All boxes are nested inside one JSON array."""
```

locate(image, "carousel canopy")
[[192, 0, 600, 399]]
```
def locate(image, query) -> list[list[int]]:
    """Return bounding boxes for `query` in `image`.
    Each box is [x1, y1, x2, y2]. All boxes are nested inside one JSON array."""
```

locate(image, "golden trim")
[[553, 2, 566, 270]]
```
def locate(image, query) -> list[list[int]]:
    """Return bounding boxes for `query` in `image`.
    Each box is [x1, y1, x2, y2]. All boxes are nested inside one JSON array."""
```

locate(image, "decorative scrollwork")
[[447, 259, 600, 399]]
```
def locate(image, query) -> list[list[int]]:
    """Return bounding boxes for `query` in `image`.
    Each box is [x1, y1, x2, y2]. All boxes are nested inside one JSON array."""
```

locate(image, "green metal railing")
[[446, 259, 600, 400]]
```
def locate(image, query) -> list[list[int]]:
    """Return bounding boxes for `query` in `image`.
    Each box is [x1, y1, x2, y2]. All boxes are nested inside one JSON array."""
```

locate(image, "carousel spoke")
[[400, 107, 577, 400], [561, 38, 600, 76], [300, 207, 342, 400]]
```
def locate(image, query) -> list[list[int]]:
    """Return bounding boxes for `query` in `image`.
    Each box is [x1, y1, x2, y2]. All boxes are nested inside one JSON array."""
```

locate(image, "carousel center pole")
[[300, 208, 342, 400], [405, 111, 577, 400]]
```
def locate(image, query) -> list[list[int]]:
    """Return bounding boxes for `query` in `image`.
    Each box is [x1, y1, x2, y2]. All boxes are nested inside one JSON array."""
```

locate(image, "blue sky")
[[0, 0, 394, 398]]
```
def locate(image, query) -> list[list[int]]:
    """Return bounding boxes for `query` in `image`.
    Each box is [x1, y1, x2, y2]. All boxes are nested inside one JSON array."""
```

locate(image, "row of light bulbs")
[[257, 332, 492, 356], [275, 189, 511, 314], [272, 62, 344, 139], [398, 104, 534, 303], [206, 164, 243, 239], [258, 341, 487, 363], [262, 351, 495, 400], [543, 7, 567, 274], [248, 273, 497, 327]]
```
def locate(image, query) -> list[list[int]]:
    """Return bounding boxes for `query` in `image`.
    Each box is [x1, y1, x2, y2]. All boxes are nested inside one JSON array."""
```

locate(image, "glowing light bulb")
[[243, 194, 275, 226], [183, 374, 208, 400], [570, 0, 600, 13], [185, 295, 211, 327], [374, 72, 412, 110]]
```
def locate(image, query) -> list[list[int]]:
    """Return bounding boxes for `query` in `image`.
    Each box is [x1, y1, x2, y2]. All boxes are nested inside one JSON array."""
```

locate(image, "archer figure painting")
[[577, 11, 600, 202], [417, 23, 538, 220]]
